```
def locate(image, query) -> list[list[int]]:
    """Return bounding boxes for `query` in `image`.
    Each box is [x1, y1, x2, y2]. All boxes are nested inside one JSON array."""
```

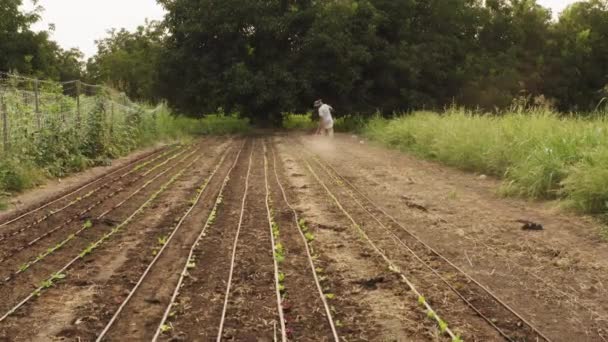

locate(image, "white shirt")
[[318, 104, 334, 129]]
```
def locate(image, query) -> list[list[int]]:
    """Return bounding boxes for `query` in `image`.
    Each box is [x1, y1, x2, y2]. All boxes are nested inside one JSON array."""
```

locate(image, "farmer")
[[314, 99, 334, 137]]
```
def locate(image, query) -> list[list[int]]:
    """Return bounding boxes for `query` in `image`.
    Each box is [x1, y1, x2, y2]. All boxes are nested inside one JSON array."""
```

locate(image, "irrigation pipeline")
[[268, 142, 340, 342], [1, 146, 203, 283], [262, 142, 287, 342], [294, 138, 552, 342], [299, 153, 459, 341], [0, 144, 178, 231], [216, 141, 255, 342], [95, 143, 240, 342], [0, 145, 192, 257], [150, 141, 246, 342], [0, 148, 205, 323]]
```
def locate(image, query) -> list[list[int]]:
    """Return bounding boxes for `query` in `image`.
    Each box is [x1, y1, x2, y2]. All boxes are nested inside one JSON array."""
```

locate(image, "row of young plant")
[[97, 149, 235, 341], [0, 153, 201, 322], [7, 148, 195, 283], [302, 156, 462, 341], [153, 146, 245, 339], [0, 149, 173, 246]]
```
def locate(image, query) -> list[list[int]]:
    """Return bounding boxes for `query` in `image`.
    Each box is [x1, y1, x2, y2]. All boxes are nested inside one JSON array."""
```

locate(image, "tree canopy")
[[3, 0, 608, 121], [0, 0, 83, 81]]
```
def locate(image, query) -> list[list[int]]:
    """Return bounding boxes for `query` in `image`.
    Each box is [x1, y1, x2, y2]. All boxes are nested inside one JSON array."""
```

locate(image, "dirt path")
[[0, 133, 605, 341], [293, 133, 608, 341]]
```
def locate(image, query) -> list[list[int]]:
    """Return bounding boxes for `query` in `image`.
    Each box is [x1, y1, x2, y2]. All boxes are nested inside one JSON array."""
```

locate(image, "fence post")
[[76, 80, 81, 128], [1, 94, 8, 153], [34, 79, 41, 130], [110, 101, 114, 135]]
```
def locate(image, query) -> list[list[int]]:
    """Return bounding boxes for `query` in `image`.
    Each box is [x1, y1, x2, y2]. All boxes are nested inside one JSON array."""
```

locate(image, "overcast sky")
[[25, 0, 578, 59]]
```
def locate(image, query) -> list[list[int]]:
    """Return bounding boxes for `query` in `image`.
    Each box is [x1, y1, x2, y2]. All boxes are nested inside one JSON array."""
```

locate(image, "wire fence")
[[0, 71, 159, 156]]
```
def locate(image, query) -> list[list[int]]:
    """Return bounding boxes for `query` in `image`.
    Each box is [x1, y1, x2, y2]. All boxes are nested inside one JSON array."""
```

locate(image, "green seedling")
[[158, 235, 168, 246], [298, 219, 308, 232], [325, 293, 335, 300], [160, 324, 172, 333], [427, 310, 436, 320], [418, 295, 426, 305], [279, 284, 286, 292], [305, 232, 315, 242], [438, 319, 448, 333], [452, 335, 463, 342], [187, 258, 196, 269], [83, 220, 93, 228], [315, 267, 324, 273], [278, 272, 285, 282], [275, 243, 285, 263]]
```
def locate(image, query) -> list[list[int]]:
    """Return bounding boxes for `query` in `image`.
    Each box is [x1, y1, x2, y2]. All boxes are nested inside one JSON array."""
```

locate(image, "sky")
[[24, 0, 166, 59], [25, 0, 578, 59]]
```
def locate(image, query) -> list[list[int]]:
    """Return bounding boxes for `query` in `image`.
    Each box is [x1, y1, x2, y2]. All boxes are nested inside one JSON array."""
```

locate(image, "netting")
[[0, 72, 160, 157]]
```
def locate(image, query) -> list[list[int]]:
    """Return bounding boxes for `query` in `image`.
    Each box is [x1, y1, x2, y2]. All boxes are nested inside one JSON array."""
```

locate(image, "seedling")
[[305, 232, 315, 242], [158, 235, 168, 246], [160, 324, 172, 333], [275, 243, 285, 263], [325, 293, 335, 300]]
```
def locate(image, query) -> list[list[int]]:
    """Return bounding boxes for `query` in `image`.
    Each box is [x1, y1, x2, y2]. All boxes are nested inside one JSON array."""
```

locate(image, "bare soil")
[[0, 134, 605, 342]]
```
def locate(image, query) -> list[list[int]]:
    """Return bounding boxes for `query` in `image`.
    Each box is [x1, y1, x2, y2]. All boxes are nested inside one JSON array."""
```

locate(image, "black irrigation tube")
[[0, 150, 205, 323], [150, 141, 245, 341], [268, 141, 340, 341], [95, 143, 239, 341], [1, 147, 202, 283], [0, 144, 182, 241], [297, 139, 553, 342], [0, 145, 193, 264]]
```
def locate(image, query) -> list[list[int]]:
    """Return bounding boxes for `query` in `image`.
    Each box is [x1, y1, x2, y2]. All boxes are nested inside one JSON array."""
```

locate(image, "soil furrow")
[[0, 143, 189, 253], [0, 138, 233, 341], [99, 143, 240, 341], [298, 134, 608, 341], [274, 137, 436, 341], [158, 140, 255, 341], [219, 139, 278, 340], [0, 145, 200, 273], [265, 140, 337, 341]]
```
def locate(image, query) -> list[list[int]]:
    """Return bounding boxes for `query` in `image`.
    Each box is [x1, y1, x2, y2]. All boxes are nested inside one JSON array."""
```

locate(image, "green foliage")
[[282, 113, 316, 131], [363, 108, 608, 215], [0, 74, 249, 208]]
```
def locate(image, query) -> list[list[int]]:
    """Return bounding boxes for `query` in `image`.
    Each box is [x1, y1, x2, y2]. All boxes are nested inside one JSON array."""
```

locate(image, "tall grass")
[[362, 108, 608, 214], [282, 113, 367, 132]]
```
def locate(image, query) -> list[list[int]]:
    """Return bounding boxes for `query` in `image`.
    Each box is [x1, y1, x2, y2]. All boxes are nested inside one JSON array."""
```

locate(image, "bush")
[[362, 108, 608, 214], [282, 113, 316, 130]]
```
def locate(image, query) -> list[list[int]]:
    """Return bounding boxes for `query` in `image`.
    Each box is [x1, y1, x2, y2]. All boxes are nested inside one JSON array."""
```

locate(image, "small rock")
[[478, 174, 487, 180]]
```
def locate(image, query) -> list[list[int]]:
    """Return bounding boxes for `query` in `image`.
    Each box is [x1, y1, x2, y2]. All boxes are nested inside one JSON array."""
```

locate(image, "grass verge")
[[361, 108, 608, 215]]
